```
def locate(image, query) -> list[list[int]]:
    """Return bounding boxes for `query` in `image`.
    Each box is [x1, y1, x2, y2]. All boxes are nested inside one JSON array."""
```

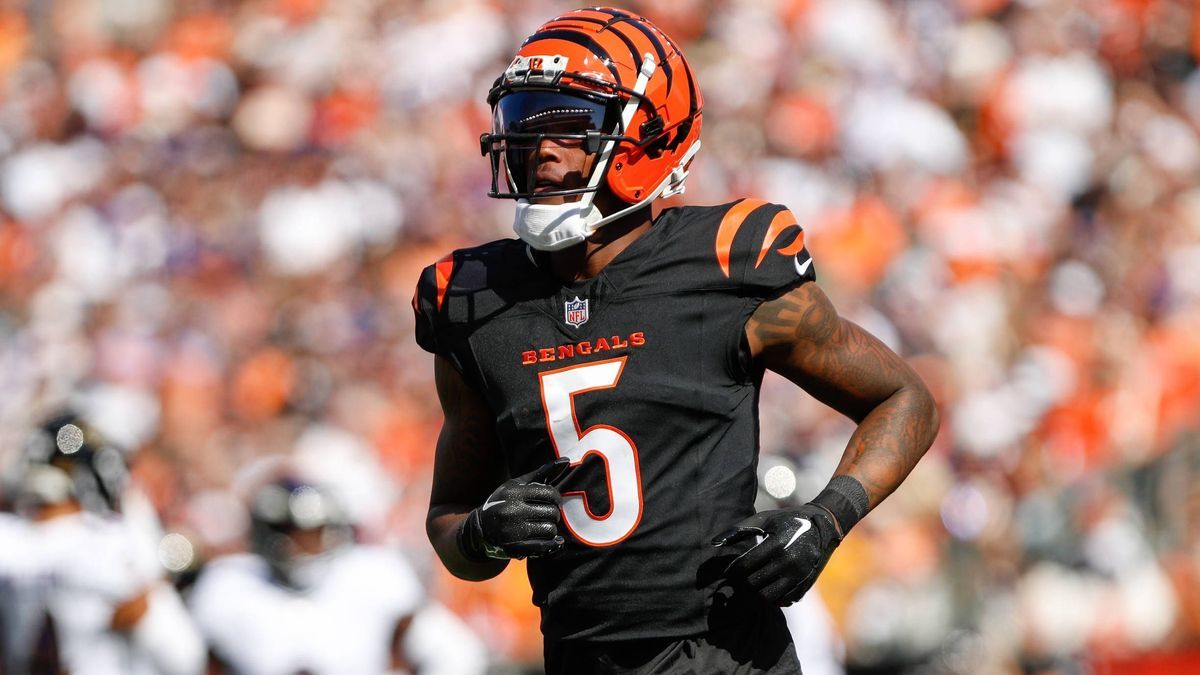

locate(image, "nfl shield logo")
[[564, 296, 589, 328]]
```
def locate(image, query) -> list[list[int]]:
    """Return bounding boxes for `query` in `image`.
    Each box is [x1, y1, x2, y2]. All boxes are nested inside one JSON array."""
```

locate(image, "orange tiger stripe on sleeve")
[[715, 198, 768, 278], [435, 253, 456, 312], [756, 209, 805, 268]]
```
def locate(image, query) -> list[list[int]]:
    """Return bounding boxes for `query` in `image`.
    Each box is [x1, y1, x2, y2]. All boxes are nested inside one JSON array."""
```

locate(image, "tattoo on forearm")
[[837, 388, 936, 508], [748, 283, 939, 508]]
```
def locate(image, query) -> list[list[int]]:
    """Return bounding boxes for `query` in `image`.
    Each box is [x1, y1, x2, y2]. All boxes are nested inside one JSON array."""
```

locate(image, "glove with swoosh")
[[458, 457, 571, 561], [714, 476, 870, 606], [712, 503, 843, 606]]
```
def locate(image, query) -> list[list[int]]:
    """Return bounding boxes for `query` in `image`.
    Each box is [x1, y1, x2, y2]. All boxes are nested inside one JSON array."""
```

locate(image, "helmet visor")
[[489, 90, 619, 196], [494, 90, 613, 134]]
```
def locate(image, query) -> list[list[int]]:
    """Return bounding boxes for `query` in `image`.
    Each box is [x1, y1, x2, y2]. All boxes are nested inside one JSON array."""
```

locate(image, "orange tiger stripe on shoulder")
[[756, 209, 806, 268], [435, 253, 456, 312], [776, 229, 806, 257], [715, 198, 769, 278]]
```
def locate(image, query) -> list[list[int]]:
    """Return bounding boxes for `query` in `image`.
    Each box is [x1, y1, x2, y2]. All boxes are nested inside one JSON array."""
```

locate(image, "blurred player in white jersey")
[[188, 475, 487, 675], [0, 411, 206, 675]]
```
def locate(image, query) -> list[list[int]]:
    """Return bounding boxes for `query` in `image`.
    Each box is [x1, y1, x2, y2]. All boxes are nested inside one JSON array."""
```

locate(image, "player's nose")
[[536, 136, 569, 164]]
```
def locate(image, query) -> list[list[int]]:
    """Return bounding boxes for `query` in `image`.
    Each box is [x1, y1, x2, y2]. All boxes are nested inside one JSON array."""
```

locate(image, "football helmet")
[[249, 476, 351, 589], [482, 7, 703, 249], [13, 410, 128, 514]]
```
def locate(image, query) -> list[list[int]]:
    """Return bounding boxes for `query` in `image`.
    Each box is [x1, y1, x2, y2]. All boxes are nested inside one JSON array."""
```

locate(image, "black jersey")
[[414, 199, 816, 642]]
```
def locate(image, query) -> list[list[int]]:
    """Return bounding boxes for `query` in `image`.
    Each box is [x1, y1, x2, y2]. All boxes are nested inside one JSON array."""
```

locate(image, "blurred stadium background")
[[1, 0, 1199, 673]]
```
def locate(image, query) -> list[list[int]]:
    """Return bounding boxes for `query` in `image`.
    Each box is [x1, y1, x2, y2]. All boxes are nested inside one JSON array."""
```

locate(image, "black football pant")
[[543, 602, 802, 674]]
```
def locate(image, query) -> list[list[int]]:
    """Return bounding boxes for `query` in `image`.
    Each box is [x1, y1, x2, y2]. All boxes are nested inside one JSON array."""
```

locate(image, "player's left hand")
[[711, 504, 842, 606]]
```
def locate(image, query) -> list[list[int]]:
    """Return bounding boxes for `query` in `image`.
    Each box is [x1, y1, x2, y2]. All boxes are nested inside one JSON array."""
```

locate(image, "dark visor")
[[489, 90, 618, 195], [493, 90, 614, 134]]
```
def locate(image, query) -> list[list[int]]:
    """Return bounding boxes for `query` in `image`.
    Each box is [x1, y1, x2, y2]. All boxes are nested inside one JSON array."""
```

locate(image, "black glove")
[[712, 475, 870, 606], [712, 504, 842, 606], [458, 457, 571, 561]]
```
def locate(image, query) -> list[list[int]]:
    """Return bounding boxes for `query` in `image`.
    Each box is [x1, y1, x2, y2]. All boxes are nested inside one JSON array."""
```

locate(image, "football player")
[[414, 7, 939, 673], [0, 411, 205, 675], [187, 475, 487, 675]]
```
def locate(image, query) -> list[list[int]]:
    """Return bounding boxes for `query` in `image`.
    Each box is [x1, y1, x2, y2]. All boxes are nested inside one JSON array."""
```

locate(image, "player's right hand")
[[458, 457, 571, 561]]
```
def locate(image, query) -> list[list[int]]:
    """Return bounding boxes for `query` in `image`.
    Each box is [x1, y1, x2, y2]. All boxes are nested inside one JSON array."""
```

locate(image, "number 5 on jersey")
[[538, 357, 643, 546]]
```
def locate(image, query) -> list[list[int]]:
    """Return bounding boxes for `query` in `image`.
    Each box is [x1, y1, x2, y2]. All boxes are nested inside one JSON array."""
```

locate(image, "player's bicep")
[[430, 356, 505, 510], [746, 282, 920, 422]]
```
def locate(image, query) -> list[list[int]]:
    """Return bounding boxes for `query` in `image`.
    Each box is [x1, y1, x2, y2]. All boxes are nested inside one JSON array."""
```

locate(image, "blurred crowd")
[[0, 0, 1199, 672]]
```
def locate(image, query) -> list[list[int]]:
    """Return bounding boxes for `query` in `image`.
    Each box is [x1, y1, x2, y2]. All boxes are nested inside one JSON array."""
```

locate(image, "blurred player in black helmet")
[[15, 410, 129, 513], [0, 410, 205, 675], [247, 476, 354, 590], [188, 473, 487, 675]]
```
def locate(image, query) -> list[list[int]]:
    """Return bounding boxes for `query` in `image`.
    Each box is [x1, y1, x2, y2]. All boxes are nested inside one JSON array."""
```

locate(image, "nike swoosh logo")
[[784, 518, 811, 549], [794, 256, 813, 276], [481, 499, 505, 511]]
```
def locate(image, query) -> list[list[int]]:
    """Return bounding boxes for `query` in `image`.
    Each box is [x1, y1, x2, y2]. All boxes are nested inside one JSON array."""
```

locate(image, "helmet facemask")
[[484, 88, 625, 201]]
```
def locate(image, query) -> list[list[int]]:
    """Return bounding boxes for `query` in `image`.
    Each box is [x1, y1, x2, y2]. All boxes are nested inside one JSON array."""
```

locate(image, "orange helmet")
[[482, 7, 703, 207]]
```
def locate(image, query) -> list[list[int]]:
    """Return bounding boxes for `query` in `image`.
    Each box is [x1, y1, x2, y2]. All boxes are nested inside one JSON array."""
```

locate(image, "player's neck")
[[549, 206, 654, 282]]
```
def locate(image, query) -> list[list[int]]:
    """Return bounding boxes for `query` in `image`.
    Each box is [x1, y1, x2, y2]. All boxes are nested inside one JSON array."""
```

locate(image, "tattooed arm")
[[427, 355, 510, 580], [745, 282, 939, 510]]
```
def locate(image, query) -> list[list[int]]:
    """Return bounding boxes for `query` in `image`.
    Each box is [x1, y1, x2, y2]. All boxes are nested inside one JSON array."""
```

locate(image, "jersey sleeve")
[[410, 247, 500, 395], [731, 200, 816, 300], [691, 199, 819, 382], [412, 253, 455, 356]]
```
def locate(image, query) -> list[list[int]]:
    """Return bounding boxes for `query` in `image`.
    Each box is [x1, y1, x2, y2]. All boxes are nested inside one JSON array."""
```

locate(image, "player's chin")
[[529, 186, 585, 204]]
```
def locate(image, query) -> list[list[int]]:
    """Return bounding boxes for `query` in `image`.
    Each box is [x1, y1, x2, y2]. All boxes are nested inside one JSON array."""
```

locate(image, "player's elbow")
[[436, 550, 509, 583], [426, 506, 508, 582], [425, 504, 464, 553], [906, 376, 940, 451]]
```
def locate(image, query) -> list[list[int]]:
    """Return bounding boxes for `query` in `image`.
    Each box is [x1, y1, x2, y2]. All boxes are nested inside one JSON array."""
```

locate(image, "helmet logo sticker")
[[564, 296, 589, 328], [505, 54, 568, 85]]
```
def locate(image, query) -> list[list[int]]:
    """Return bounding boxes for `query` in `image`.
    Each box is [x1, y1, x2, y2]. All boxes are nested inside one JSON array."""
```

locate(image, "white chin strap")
[[513, 53, 702, 252], [512, 199, 605, 252]]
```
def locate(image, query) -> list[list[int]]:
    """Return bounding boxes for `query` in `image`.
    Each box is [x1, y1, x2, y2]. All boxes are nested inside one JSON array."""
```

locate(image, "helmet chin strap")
[[514, 53, 660, 251]]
